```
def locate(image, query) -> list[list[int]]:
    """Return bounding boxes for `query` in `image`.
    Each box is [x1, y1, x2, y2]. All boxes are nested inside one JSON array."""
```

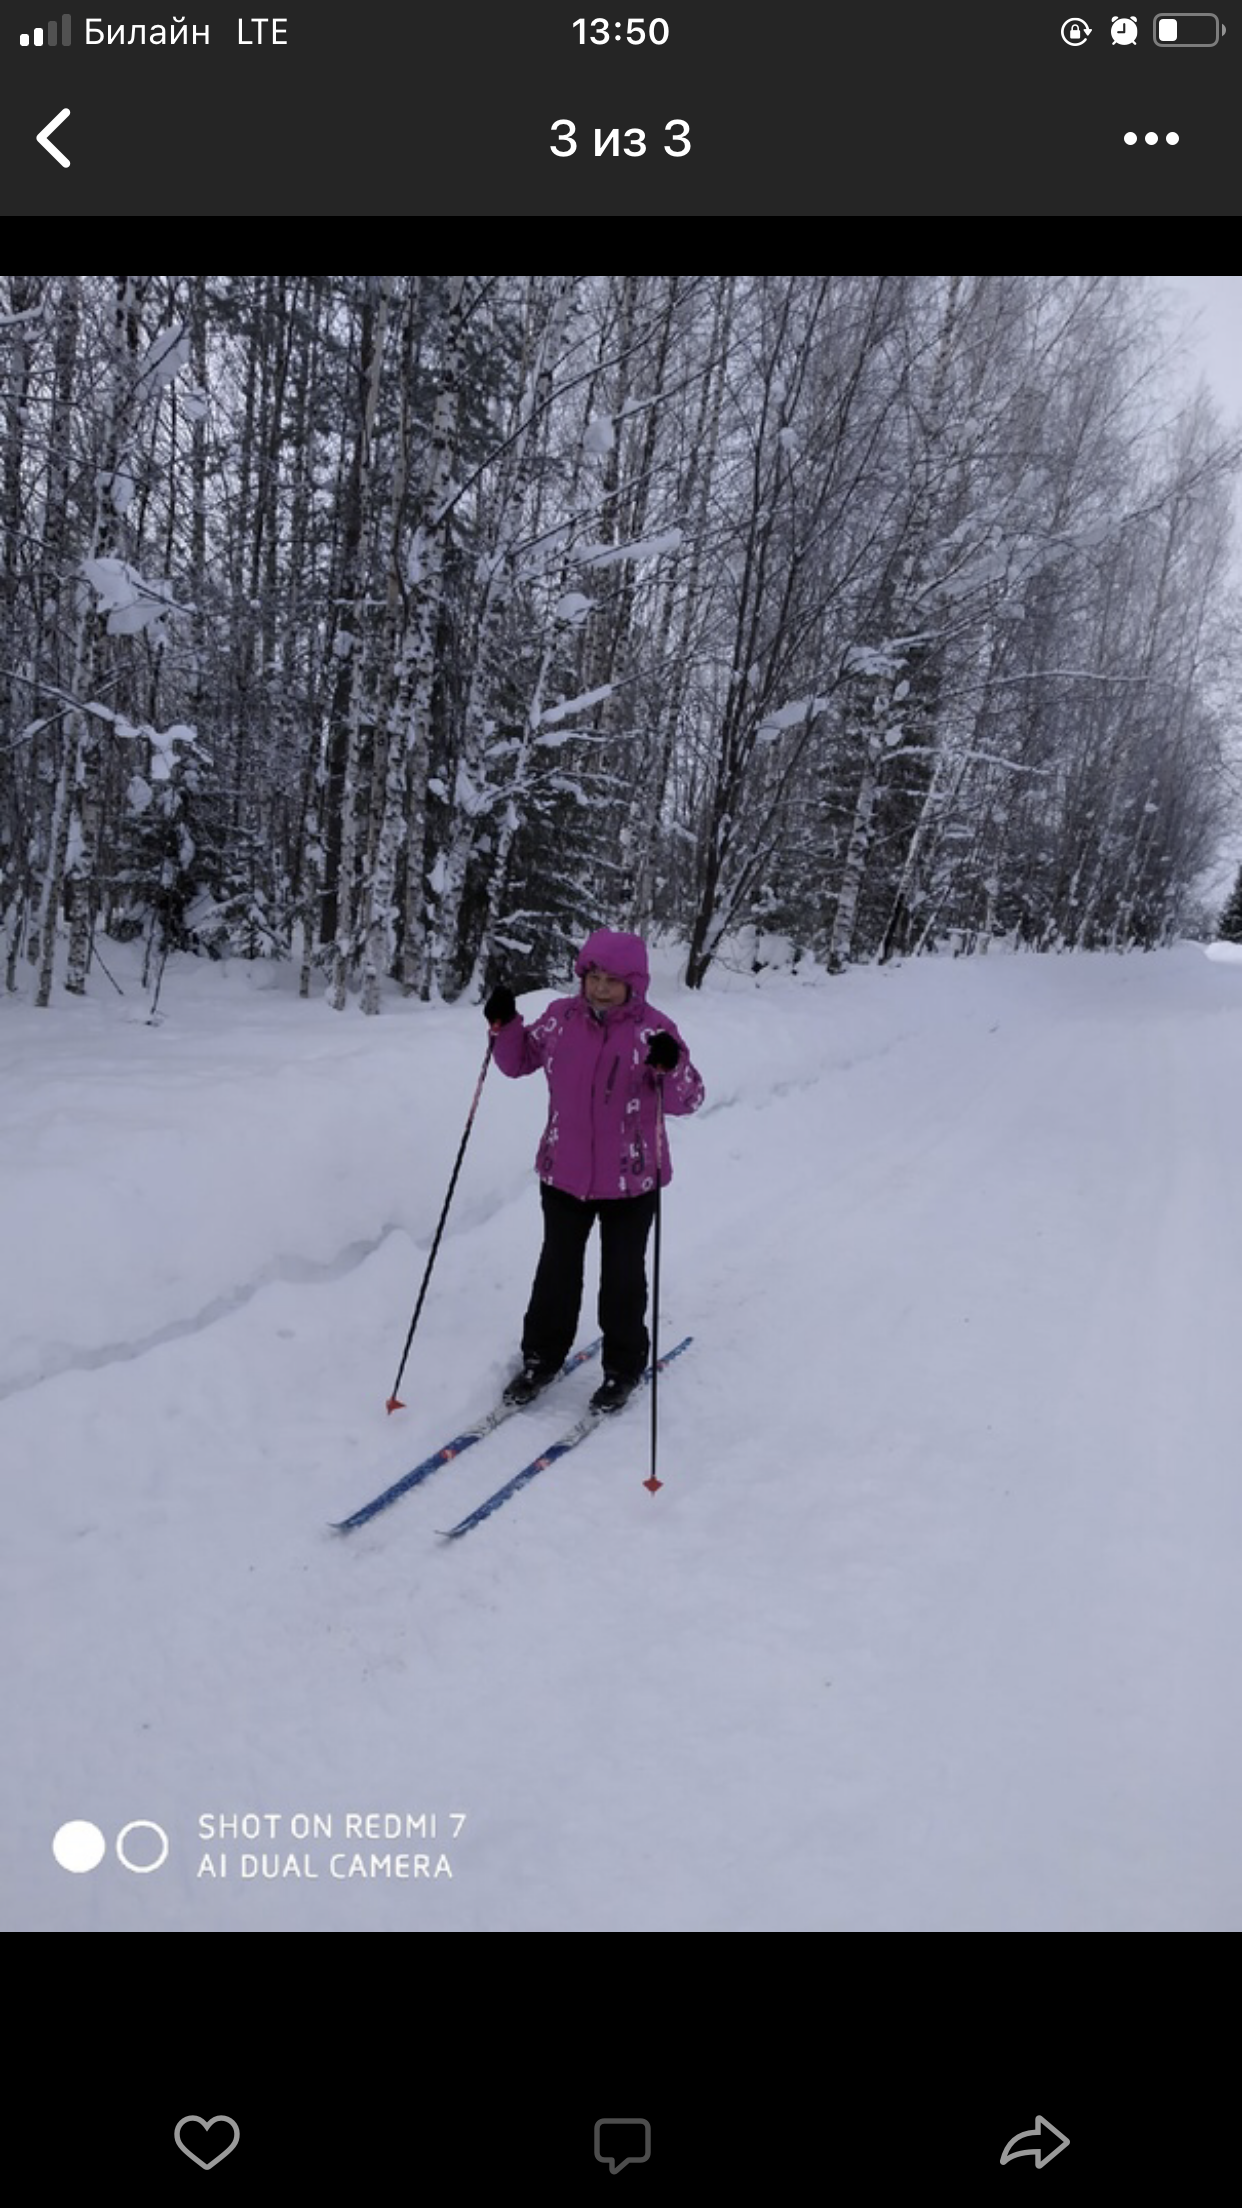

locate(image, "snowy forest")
[[2, 272, 1240, 1013]]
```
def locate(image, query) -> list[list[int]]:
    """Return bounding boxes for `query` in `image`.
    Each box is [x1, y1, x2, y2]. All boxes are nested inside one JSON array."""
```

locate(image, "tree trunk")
[[329, 276, 393, 1011]]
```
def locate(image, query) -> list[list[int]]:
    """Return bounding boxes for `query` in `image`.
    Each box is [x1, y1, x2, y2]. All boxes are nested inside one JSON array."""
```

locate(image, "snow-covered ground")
[[3, 936, 1240, 1932]]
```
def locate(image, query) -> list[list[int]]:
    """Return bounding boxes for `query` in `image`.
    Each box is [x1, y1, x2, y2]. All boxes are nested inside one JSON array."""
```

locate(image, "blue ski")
[[437, 1336, 693, 1541], [331, 1339, 603, 1532]]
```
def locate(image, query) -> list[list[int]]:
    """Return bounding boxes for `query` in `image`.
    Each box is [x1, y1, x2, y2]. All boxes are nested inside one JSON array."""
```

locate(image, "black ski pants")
[[522, 1183, 658, 1383]]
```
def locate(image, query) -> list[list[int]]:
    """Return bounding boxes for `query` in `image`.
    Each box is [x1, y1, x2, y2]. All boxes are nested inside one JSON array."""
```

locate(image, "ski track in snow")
[[0, 1230, 405, 1401]]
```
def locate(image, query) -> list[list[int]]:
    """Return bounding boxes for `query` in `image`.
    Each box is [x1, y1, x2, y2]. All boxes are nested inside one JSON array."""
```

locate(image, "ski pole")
[[386, 1037, 494, 1412], [643, 1075, 666, 1494]]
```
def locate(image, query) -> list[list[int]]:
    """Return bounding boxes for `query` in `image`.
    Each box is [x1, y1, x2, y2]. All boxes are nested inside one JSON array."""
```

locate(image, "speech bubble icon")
[[175, 2116, 240, 2169], [594, 2118, 651, 2174]]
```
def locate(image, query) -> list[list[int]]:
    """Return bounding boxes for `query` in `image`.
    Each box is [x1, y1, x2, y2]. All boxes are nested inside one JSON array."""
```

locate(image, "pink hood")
[[574, 928, 650, 1003]]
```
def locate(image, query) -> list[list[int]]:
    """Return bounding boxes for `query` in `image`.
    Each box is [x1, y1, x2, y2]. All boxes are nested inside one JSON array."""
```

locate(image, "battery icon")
[[1154, 12, 1223, 37]]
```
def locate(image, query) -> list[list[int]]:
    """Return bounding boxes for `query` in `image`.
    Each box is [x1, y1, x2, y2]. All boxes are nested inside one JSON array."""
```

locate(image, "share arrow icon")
[[1000, 2114, 1070, 2168]]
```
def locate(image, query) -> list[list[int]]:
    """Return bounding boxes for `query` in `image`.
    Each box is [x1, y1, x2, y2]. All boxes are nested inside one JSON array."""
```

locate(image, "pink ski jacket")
[[490, 929, 705, 1201]]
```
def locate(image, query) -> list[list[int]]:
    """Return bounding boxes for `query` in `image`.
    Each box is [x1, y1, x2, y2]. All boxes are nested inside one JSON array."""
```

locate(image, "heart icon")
[[174, 2115, 240, 2169]]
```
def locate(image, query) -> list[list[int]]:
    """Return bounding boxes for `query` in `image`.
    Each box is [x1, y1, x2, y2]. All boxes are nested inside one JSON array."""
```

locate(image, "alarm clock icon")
[[1061, 17, 1092, 40]]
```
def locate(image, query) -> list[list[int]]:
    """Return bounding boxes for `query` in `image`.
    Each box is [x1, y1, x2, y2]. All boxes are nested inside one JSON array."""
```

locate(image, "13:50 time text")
[[573, 16, 671, 39]]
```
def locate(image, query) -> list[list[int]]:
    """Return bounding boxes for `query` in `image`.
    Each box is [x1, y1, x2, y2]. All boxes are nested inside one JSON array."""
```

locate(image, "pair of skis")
[[332, 1336, 691, 1541]]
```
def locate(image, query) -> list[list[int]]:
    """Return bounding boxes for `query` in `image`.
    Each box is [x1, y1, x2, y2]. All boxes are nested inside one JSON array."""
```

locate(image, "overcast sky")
[[1152, 274, 1242, 440]]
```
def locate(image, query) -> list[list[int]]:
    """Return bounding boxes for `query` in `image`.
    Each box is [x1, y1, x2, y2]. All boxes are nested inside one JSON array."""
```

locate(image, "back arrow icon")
[[1000, 2115, 1070, 2168], [37, 109, 71, 168]]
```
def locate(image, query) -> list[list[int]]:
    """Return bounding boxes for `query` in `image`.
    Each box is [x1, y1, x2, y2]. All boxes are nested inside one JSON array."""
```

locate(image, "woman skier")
[[483, 927, 705, 1413]]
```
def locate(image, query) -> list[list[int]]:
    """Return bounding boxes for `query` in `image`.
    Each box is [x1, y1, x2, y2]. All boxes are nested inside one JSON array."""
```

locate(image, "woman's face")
[[584, 965, 628, 1009]]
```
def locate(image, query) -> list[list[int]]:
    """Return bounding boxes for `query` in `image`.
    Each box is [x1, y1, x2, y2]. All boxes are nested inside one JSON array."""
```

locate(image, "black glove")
[[483, 984, 517, 1028], [646, 1031, 679, 1071]]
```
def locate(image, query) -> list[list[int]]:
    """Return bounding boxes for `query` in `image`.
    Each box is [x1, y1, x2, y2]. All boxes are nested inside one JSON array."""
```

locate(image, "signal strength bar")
[[20, 14, 72, 41]]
